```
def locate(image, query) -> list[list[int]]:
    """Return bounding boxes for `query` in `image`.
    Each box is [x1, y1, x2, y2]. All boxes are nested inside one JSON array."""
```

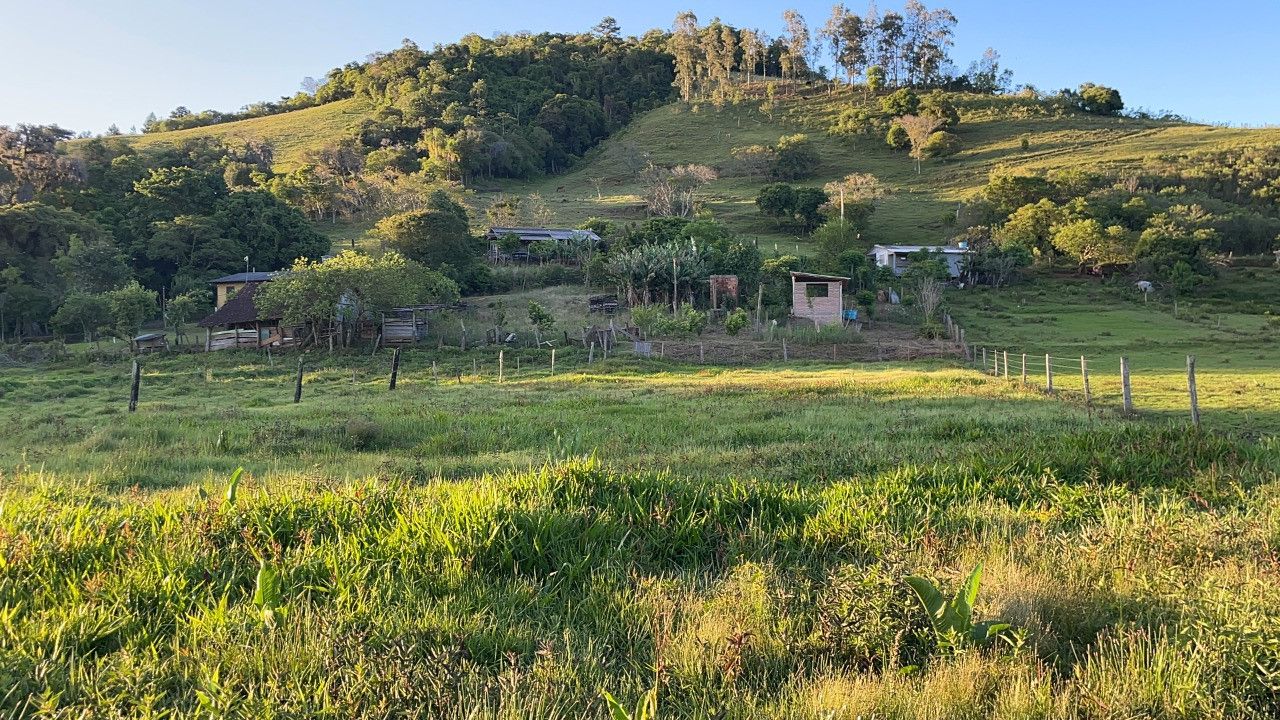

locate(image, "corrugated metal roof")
[[209, 271, 278, 284], [486, 227, 601, 242], [790, 271, 850, 282]]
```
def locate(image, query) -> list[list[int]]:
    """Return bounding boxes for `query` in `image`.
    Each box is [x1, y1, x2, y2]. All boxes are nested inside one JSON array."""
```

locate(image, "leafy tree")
[[53, 233, 130, 294], [920, 90, 959, 127], [259, 251, 458, 346], [756, 183, 797, 224], [921, 130, 961, 158], [105, 280, 158, 348], [865, 64, 885, 94], [896, 114, 945, 173], [813, 218, 863, 272], [880, 88, 919, 116], [376, 205, 476, 270], [1074, 83, 1124, 115], [51, 292, 110, 344], [983, 171, 1055, 217], [527, 301, 555, 344], [994, 199, 1062, 259], [885, 123, 909, 150], [772, 134, 820, 180], [1051, 219, 1132, 273]]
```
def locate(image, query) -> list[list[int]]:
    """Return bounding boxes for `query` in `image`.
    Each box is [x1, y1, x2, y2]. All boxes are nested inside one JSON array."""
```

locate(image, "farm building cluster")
[[178, 228, 970, 351]]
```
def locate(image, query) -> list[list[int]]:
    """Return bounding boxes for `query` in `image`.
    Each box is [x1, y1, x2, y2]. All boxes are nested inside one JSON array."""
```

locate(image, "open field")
[[946, 267, 1280, 434], [3, 344, 1280, 717]]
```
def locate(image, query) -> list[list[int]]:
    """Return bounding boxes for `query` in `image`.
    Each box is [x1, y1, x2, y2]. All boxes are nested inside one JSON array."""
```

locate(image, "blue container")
[[843, 309, 859, 321]]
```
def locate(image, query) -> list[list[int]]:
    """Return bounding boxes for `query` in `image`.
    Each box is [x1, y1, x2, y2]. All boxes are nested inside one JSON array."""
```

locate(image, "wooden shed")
[[790, 271, 849, 327], [197, 281, 296, 350], [381, 307, 431, 345], [133, 332, 169, 353]]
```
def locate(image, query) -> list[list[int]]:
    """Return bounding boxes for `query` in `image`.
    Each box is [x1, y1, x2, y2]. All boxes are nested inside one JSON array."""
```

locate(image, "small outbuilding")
[[133, 332, 169, 353], [790, 271, 849, 327], [197, 280, 294, 350], [869, 244, 969, 278]]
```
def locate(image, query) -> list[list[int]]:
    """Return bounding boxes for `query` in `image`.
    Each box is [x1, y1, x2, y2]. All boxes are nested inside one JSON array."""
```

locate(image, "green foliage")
[[772, 134, 820, 180], [921, 130, 961, 158], [51, 292, 111, 342], [253, 561, 285, 628], [724, 307, 749, 335], [880, 88, 920, 116], [603, 687, 657, 720], [905, 563, 1011, 652], [1072, 83, 1124, 115], [920, 90, 960, 127], [225, 466, 244, 505], [885, 122, 909, 150], [258, 250, 458, 336], [104, 280, 158, 342], [755, 184, 828, 233], [1051, 219, 1133, 272], [527, 301, 556, 333], [375, 194, 476, 271]]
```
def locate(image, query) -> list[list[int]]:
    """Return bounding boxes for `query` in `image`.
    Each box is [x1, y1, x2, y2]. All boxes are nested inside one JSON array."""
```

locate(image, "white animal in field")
[[1136, 280, 1153, 294]]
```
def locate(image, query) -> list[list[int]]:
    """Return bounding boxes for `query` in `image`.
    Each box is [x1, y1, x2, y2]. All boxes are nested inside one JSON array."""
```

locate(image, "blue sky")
[[3, 0, 1277, 132]]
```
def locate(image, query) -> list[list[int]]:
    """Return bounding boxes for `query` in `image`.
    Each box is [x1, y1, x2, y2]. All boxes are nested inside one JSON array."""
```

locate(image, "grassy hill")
[[118, 87, 1280, 252], [125, 97, 376, 170], [479, 88, 1280, 246]]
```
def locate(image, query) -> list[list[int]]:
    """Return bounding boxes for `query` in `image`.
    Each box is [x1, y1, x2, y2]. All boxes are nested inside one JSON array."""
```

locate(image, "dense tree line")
[[0, 128, 328, 340], [955, 154, 1280, 290]]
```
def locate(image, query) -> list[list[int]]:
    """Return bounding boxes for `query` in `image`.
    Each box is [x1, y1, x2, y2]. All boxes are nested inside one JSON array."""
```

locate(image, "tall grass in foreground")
[[2, 411, 1279, 717]]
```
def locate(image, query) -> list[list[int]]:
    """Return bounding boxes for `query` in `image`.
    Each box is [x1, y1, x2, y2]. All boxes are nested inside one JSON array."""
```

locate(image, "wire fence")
[[967, 345, 1204, 426]]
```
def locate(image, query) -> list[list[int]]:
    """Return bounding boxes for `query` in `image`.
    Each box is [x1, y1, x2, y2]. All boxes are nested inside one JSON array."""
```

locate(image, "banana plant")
[[224, 466, 244, 505], [905, 563, 1010, 650], [602, 686, 657, 720], [253, 560, 285, 628]]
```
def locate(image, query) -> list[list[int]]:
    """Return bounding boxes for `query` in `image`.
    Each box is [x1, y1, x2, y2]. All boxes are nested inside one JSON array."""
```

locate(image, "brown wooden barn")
[[790, 271, 849, 327], [197, 279, 295, 350]]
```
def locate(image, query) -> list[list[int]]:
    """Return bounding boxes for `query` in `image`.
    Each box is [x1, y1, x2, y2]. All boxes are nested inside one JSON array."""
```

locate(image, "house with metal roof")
[[868, 245, 969, 278], [485, 226, 601, 262]]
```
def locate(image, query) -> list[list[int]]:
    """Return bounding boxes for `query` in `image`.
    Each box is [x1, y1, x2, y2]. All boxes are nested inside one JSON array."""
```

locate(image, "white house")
[[869, 244, 969, 278]]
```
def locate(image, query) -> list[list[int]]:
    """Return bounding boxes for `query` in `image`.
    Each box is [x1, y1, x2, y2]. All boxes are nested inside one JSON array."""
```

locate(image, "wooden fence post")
[[1120, 356, 1133, 414], [782, 339, 788, 361], [432, 360, 438, 384], [588, 342, 595, 364], [1081, 356, 1091, 407], [1187, 355, 1200, 426], [498, 350, 504, 383], [293, 357, 304, 404], [699, 342, 704, 364], [1045, 354, 1053, 393], [128, 360, 141, 412], [1020, 353, 1027, 385], [389, 347, 401, 390], [982, 347, 987, 372], [1003, 351, 1009, 380], [550, 348, 556, 375]]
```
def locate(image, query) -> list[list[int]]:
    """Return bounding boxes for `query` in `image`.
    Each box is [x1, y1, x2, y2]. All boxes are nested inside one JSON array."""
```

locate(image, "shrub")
[[725, 308, 749, 335], [922, 131, 961, 158], [630, 305, 663, 337], [919, 320, 946, 339], [344, 417, 383, 450], [886, 123, 909, 150], [880, 88, 920, 116]]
